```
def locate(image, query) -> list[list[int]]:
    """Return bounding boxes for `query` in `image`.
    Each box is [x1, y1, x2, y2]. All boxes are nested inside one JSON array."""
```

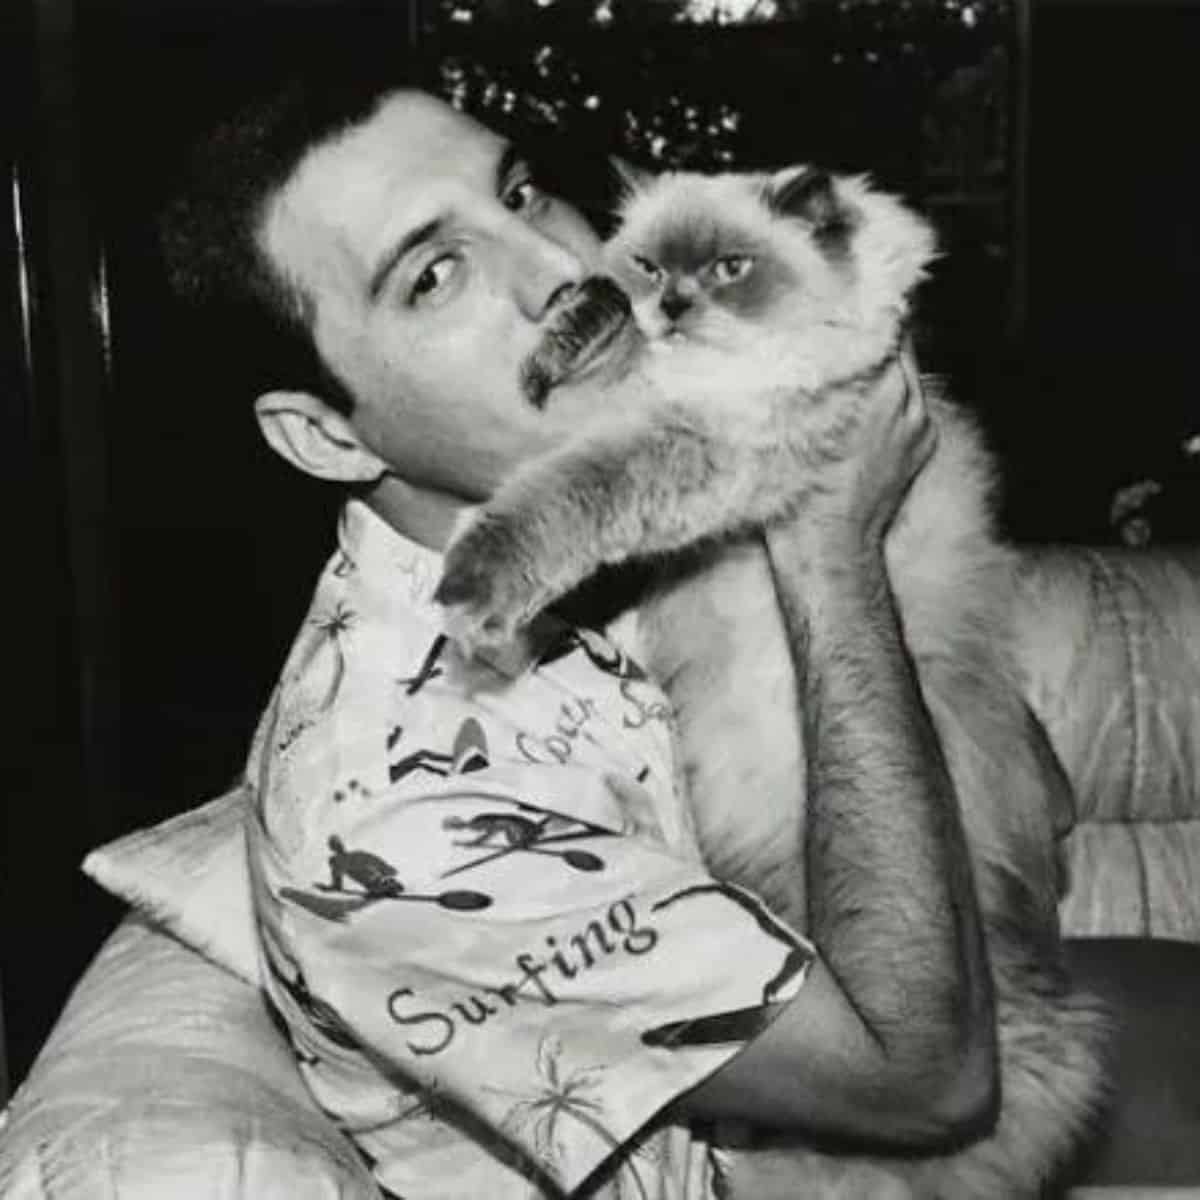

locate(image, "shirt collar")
[[335, 499, 543, 677], [334, 499, 647, 681], [335, 498, 449, 620]]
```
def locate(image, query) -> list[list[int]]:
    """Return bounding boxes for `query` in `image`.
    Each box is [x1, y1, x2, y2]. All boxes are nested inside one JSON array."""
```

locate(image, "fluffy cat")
[[436, 165, 1111, 1197]]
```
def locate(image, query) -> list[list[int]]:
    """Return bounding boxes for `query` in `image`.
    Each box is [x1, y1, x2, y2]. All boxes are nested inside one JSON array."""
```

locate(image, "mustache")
[[521, 276, 631, 409]]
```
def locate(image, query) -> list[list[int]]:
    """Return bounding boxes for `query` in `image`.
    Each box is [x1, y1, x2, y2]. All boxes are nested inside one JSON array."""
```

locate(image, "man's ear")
[[254, 390, 388, 483]]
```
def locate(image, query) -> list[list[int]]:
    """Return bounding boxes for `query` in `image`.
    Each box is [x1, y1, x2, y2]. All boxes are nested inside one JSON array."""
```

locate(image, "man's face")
[[261, 90, 634, 500]]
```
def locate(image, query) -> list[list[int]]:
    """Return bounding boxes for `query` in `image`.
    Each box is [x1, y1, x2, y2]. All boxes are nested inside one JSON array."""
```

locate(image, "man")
[[162, 78, 997, 1198]]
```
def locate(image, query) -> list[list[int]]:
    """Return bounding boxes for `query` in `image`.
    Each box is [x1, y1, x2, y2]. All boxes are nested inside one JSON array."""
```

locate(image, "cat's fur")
[[436, 166, 1111, 1197]]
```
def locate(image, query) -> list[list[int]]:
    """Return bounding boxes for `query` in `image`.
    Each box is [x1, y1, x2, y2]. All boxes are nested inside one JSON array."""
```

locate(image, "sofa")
[[1, 544, 1198, 1198]]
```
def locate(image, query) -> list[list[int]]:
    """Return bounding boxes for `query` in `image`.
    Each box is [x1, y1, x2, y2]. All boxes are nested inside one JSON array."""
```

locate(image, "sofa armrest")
[[0, 913, 379, 1199], [1014, 545, 1200, 941], [1014, 544, 1200, 824]]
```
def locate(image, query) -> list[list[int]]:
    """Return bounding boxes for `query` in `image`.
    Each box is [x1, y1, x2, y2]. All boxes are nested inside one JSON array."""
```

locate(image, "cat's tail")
[[903, 958, 1113, 1199]]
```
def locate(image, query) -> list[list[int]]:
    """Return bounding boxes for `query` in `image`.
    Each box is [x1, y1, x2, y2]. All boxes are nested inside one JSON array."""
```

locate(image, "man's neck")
[[362, 474, 472, 553]]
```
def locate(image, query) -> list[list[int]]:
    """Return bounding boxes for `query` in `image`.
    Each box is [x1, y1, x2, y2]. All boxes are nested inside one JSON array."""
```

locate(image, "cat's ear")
[[766, 166, 856, 239], [610, 155, 653, 202]]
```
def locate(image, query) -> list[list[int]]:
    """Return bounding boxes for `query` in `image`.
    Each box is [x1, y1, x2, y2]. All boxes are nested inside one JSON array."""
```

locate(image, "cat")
[[435, 164, 1111, 1198]]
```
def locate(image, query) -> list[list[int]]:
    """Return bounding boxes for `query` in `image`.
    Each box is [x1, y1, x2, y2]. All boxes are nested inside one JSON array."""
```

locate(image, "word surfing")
[[387, 896, 658, 1057]]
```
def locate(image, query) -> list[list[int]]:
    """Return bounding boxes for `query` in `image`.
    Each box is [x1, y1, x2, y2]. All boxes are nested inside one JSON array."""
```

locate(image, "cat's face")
[[610, 211, 795, 346], [604, 166, 936, 389]]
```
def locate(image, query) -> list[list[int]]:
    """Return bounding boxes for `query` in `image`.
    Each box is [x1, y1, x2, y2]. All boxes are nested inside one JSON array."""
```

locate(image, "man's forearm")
[[765, 526, 994, 1080]]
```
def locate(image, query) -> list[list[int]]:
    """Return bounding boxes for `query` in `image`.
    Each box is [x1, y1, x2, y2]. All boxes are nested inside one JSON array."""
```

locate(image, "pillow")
[[82, 785, 263, 986], [0, 913, 377, 1199]]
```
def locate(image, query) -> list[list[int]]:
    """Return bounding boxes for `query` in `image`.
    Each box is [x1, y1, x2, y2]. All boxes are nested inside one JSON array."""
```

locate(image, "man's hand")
[[795, 345, 937, 559]]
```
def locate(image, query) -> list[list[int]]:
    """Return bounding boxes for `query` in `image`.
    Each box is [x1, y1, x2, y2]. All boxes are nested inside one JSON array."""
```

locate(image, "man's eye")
[[503, 178, 544, 215], [711, 255, 754, 284], [632, 255, 663, 281], [409, 255, 456, 303]]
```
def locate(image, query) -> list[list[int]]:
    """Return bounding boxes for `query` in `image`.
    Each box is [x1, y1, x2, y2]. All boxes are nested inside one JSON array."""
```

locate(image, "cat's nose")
[[660, 290, 692, 321]]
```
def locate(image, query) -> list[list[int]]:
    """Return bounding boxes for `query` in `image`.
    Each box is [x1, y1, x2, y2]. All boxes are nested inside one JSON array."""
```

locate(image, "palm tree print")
[[310, 602, 357, 710], [485, 1034, 652, 1200]]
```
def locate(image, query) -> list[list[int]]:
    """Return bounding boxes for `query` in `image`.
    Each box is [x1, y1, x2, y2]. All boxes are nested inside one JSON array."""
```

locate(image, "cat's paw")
[[434, 514, 543, 658]]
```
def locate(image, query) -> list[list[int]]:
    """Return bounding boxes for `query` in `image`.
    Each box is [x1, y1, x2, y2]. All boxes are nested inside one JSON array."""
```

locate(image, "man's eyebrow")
[[368, 216, 442, 302], [366, 144, 526, 303]]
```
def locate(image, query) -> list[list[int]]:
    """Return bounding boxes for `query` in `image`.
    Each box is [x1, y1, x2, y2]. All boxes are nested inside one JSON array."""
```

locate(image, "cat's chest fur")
[[638, 538, 805, 913], [634, 390, 1015, 925]]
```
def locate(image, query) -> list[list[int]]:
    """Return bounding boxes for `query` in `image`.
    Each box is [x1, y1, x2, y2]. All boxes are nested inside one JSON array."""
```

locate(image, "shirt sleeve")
[[249, 760, 813, 1196]]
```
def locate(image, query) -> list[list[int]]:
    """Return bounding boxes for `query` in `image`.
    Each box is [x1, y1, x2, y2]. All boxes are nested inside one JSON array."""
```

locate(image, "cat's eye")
[[711, 255, 754, 284], [631, 255, 664, 282]]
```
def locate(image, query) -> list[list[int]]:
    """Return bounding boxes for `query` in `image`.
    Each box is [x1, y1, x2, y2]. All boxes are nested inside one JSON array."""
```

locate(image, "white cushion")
[[81, 785, 261, 986]]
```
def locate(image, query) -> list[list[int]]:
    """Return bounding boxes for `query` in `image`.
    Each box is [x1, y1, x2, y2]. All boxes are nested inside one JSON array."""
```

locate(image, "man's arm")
[[674, 355, 998, 1148]]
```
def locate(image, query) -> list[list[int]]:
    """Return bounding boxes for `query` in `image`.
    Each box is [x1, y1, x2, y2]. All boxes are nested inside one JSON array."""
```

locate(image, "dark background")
[[4, 0, 1199, 1093]]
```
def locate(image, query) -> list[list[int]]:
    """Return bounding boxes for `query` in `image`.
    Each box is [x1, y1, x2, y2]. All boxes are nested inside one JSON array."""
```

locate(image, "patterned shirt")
[[246, 500, 814, 1199]]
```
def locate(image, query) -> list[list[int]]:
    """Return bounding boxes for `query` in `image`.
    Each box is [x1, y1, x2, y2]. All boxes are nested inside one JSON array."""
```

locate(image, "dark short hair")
[[160, 53, 621, 415], [160, 64, 411, 413]]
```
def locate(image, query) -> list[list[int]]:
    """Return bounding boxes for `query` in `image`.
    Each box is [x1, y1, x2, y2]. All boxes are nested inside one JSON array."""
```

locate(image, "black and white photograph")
[[3, 1, 1199, 1196]]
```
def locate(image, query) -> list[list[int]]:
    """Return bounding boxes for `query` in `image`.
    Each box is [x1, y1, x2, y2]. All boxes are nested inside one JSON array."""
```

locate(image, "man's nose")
[[508, 226, 587, 320]]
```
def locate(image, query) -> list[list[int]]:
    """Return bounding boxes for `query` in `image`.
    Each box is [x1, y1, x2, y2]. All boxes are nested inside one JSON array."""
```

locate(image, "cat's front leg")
[[434, 430, 645, 653], [433, 506, 561, 656], [435, 389, 845, 654], [435, 407, 723, 654]]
